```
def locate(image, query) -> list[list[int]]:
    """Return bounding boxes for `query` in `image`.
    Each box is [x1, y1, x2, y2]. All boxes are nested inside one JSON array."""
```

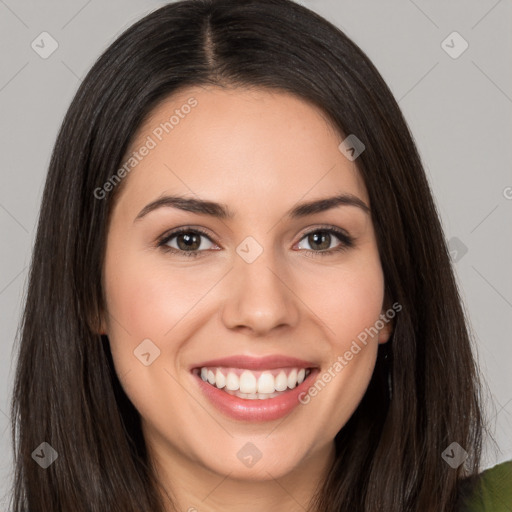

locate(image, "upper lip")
[[191, 355, 318, 371]]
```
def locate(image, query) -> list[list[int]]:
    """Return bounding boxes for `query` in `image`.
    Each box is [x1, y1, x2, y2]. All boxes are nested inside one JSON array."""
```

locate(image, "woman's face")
[[101, 85, 392, 483]]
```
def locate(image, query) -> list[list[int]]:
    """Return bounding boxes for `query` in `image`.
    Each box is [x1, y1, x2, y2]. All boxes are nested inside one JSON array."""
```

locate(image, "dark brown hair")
[[10, 0, 484, 510]]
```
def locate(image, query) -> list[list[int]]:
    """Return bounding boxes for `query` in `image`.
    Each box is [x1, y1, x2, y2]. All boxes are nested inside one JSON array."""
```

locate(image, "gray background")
[[1, 0, 511, 507]]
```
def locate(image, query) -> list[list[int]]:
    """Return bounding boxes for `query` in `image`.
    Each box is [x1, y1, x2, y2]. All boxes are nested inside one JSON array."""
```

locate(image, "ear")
[[377, 300, 395, 344], [91, 309, 108, 336], [98, 312, 108, 335], [377, 318, 393, 345]]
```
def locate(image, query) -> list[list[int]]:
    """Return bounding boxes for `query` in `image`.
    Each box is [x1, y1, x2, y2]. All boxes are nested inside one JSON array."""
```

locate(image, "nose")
[[220, 247, 300, 336]]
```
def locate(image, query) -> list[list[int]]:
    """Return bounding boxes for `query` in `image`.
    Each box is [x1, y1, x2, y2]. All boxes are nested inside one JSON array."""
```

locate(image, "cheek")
[[308, 258, 385, 428], [302, 256, 385, 347], [102, 249, 195, 414], [103, 248, 211, 338]]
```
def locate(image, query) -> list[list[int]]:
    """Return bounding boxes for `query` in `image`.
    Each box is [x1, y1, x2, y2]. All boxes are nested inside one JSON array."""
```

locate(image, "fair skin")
[[100, 85, 392, 512]]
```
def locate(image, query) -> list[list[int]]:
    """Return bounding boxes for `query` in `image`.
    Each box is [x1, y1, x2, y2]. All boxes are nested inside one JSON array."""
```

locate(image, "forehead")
[[114, 85, 369, 220]]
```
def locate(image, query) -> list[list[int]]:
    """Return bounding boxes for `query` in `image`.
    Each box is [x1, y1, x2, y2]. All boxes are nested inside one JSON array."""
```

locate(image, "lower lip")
[[192, 368, 320, 422]]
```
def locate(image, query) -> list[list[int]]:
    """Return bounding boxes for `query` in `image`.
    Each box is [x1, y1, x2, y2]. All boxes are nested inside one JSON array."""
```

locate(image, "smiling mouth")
[[191, 366, 313, 400]]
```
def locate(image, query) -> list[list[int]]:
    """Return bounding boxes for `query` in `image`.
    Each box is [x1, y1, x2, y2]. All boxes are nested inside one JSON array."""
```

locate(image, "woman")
[[9, 0, 510, 510]]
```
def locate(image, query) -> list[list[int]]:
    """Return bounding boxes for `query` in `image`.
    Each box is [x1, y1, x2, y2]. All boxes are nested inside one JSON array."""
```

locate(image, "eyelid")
[[297, 224, 351, 241]]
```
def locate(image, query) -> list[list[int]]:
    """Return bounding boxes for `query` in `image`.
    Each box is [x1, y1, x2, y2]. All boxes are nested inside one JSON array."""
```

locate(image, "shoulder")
[[458, 459, 512, 511]]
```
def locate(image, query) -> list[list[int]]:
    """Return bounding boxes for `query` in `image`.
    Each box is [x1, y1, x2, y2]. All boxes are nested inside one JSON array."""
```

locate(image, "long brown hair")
[[10, 0, 484, 510]]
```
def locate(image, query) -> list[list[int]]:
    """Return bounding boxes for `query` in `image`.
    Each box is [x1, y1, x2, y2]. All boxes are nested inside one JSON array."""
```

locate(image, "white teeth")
[[225, 372, 239, 391], [223, 388, 283, 400], [257, 372, 275, 394], [239, 370, 257, 394], [274, 371, 288, 392], [198, 366, 312, 395], [215, 369, 226, 389], [287, 369, 298, 389]]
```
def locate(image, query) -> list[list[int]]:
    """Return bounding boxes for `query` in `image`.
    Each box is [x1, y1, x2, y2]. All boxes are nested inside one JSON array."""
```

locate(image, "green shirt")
[[459, 460, 512, 511]]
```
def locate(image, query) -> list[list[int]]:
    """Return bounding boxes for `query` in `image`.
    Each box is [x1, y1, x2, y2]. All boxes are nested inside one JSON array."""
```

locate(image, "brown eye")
[[306, 231, 332, 251], [296, 227, 354, 256], [159, 228, 216, 257], [174, 232, 202, 251]]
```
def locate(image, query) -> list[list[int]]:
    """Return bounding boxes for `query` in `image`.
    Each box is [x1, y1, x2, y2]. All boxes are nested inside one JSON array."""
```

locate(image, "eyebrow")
[[134, 193, 370, 222]]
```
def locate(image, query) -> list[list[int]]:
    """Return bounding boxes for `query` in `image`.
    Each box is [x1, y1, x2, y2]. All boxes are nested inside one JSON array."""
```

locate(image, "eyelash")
[[157, 226, 355, 258]]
